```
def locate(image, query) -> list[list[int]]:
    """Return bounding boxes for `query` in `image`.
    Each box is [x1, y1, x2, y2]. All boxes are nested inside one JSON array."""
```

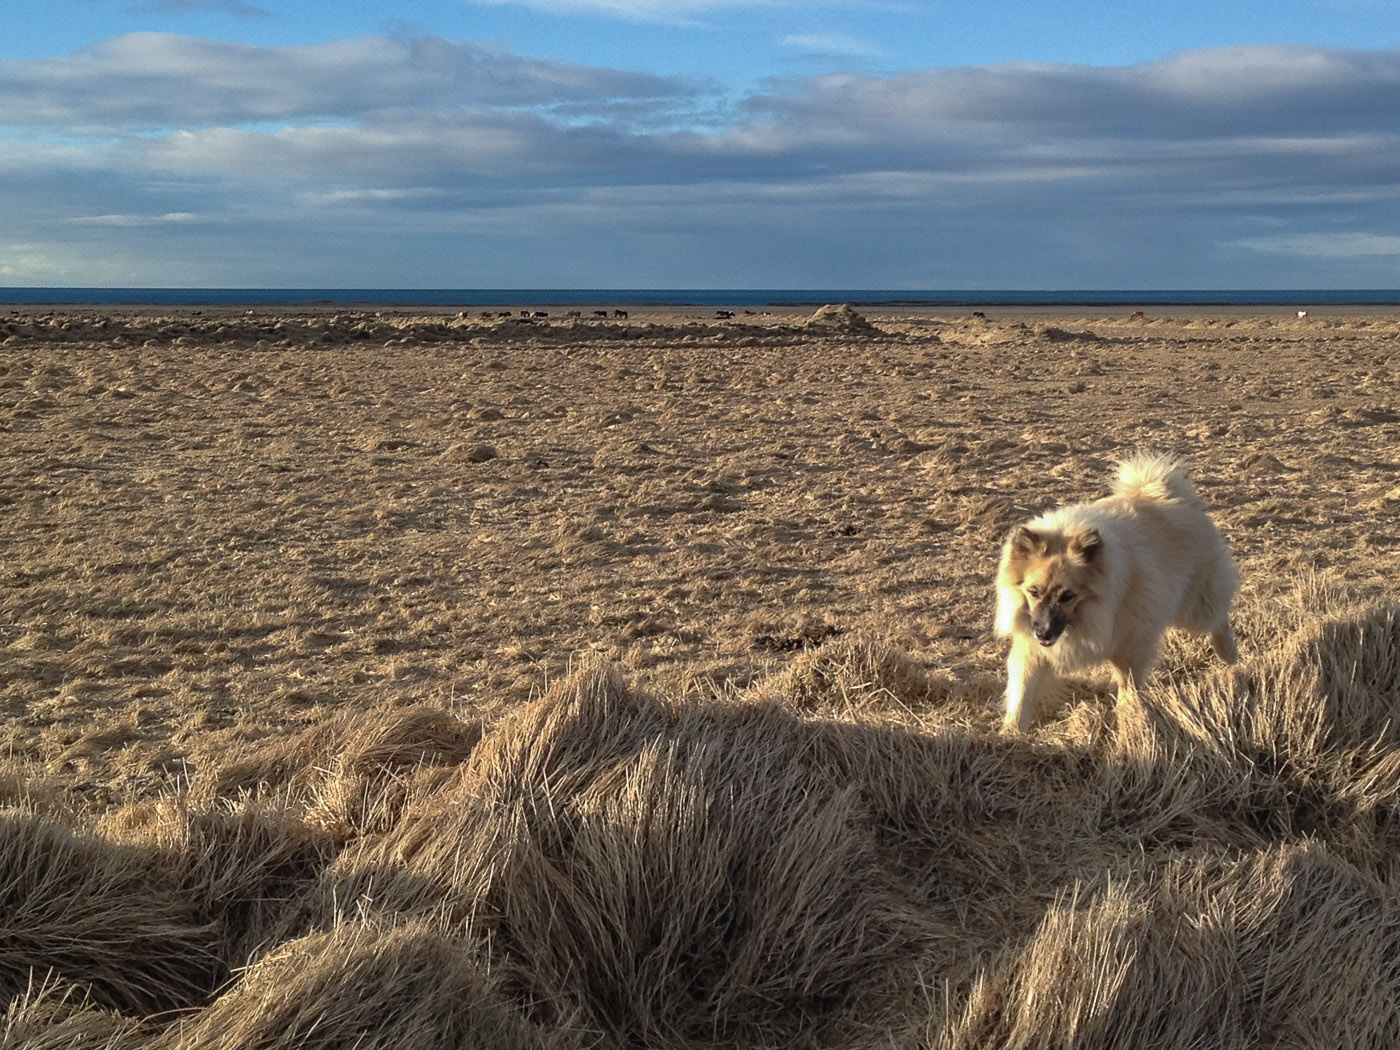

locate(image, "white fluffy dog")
[[995, 452, 1239, 732]]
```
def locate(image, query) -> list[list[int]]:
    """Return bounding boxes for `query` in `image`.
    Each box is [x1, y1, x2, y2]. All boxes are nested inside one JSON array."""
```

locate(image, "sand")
[[2, 303, 1397, 798]]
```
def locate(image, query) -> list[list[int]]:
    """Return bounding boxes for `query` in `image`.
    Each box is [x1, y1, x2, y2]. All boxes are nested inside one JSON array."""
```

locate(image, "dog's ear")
[[1007, 526, 1045, 556], [1068, 527, 1102, 564]]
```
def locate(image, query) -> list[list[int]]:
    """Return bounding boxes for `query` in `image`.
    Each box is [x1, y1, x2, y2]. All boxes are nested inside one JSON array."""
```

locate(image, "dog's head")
[[999, 525, 1102, 647]]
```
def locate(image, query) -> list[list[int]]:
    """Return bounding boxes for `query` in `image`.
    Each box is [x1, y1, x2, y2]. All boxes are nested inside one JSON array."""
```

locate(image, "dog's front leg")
[[1109, 649, 1155, 709], [1003, 639, 1054, 733], [1210, 620, 1239, 665]]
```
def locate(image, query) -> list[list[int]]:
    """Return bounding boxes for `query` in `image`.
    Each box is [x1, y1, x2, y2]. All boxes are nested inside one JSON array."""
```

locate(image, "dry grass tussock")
[[2, 581, 1400, 1047]]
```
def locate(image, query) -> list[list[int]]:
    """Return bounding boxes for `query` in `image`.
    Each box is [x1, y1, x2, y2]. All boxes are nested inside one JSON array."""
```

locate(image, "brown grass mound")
[[202, 704, 483, 800], [1144, 597, 1400, 762], [328, 663, 937, 1047], [96, 801, 335, 970], [8, 585, 1400, 1047], [747, 633, 958, 717], [156, 922, 551, 1050], [1, 976, 148, 1050], [938, 842, 1400, 1049], [1109, 595, 1400, 876], [1037, 325, 1103, 342], [198, 704, 483, 840], [0, 813, 221, 1016]]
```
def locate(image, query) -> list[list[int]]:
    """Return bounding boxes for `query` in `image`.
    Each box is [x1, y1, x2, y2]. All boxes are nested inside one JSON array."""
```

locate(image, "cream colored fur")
[[995, 452, 1239, 732]]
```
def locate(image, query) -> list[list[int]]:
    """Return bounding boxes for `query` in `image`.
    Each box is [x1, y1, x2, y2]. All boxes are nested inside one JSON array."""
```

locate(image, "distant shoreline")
[[3, 287, 1400, 309]]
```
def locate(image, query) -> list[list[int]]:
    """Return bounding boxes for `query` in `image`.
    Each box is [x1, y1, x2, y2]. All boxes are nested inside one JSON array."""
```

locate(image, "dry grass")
[[6, 589, 1400, 1048], [935, 842, 1400, 1049], [4, 306, 1400, 1046], [0, 813, 221, 1016], [156, 921, 552, 1050]]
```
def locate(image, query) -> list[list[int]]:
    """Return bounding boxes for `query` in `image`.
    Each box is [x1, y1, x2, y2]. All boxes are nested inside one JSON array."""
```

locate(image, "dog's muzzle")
[[1031, 608, 1066, 646]]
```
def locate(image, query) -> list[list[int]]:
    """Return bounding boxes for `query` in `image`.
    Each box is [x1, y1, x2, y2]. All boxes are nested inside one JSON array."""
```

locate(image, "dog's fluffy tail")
[[1113, 451, 1197, 503]]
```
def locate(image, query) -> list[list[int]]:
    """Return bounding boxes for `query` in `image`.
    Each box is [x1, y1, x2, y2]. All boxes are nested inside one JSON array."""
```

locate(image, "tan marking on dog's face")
[[1021, 565, 1087, 609]]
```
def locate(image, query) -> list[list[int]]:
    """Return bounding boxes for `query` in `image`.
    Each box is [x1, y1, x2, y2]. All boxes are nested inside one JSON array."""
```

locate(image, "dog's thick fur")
[[995, 452, 1239, 732]]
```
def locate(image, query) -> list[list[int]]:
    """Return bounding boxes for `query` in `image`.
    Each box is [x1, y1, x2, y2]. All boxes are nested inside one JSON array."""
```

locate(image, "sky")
[[2, 0, 1399, 289]]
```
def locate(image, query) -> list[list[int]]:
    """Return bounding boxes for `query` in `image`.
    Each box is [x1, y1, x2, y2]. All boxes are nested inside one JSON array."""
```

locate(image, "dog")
[[995, 452, 1239, 732]]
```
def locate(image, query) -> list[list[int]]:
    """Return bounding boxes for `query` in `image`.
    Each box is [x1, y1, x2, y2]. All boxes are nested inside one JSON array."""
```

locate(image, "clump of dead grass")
[[326, 663, 937, 1047], [0, 813, 222, 1016], [7, 582, 1400, 1048], [96, 800, 335, 970], [1109, 585, 1400, 877], [1, 976, 149, 1050], [747, 633, 959, 719], [935, 842, 1400, 1050], [156, 921, 552, 1050], [195, 703, 482, 839]]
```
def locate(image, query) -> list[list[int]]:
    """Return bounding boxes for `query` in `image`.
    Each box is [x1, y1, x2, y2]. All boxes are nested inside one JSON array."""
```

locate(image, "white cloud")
[[779, 33, 884, 58], [66, 211, 199, 226], [138, 116, 558, 180], [462, 0, 898, 23], [467, 0, 783, 23], [302, 187, 449, 206], [745, 44, 1400, 139], [0, 33, 700, 131], [1235, 232, 1400, 257]]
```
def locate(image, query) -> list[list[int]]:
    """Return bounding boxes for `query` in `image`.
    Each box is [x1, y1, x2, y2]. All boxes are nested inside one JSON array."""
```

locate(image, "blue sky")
[[3, 0, 1399, 288]]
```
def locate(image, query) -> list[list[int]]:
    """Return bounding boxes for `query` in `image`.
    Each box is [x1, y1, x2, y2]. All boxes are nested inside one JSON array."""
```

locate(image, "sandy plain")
[[4, 302, 1397, 796], [3, 302, 1400, 1047]]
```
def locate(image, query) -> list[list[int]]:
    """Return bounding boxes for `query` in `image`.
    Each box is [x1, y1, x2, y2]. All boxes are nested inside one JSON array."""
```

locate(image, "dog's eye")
[[1059, 591, 1075, 604], [1026, 586, 1042, 599]]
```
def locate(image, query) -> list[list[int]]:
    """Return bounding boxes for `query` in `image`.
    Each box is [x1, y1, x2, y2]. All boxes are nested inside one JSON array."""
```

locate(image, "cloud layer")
[[1, 33, 697, 128], [3, 33, 1398, 286]]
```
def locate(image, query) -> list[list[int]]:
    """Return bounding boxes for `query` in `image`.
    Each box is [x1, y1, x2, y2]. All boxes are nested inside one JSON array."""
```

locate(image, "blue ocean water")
[[2, 288, 1399, 307]]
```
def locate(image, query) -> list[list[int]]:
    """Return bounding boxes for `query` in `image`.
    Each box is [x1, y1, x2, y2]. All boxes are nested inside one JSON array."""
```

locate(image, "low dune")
[[3, 305, 1400, 1047]]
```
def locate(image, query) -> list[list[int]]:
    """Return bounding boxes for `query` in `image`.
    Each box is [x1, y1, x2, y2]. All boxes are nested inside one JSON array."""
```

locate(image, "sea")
[[2, 288, 1399, 308]]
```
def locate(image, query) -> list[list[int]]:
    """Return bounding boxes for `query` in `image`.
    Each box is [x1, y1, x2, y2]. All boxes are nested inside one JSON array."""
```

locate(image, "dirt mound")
[[1038, 325, 1103, 342], [804, 302, 880, 332]]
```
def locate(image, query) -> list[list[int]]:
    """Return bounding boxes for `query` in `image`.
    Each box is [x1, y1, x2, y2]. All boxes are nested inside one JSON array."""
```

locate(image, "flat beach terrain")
[[4, 304, 1400, 1047]]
